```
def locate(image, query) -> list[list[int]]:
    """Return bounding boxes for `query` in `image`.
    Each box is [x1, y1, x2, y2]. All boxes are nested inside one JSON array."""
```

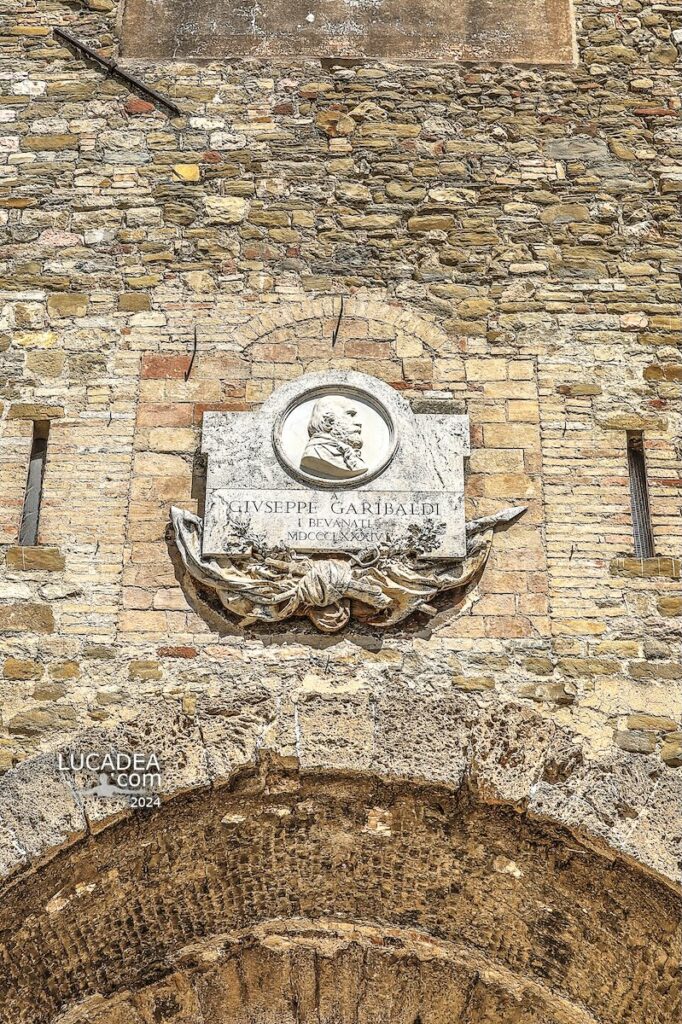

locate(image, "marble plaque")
[[202, 372, 469, 560]]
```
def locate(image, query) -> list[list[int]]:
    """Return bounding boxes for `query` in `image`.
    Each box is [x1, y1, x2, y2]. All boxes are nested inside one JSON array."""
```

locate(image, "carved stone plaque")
[[201, 372, 469, 559], [171, 368, 525, 631]]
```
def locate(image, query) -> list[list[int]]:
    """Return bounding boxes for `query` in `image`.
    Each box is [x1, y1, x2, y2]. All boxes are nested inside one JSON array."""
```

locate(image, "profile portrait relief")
[[300, 396, 368, 479]]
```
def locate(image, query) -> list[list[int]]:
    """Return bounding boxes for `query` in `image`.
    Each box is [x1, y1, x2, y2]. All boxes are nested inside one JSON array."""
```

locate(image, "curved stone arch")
[[0, 750, 680, 1024], [234, 293, 449, 363], [0, 691, 679, 887], [37, 924, 612, 1024]]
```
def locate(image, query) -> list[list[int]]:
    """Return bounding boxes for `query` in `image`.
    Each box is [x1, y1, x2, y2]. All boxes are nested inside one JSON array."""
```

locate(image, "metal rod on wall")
[[52, 27, 182, 117]]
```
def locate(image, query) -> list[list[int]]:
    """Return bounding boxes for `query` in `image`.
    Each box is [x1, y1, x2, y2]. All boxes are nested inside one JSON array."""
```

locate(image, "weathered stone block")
[[658, 596, 682, 617], [148, 427, 196, 452], [22, 134, 78, 151], [173, 163, 201, 182], [452, 676, 495, 692], [637, 333, 681, 348], [0, 604, 54, 634], [129, 660, 163, 680], [467, 360, 507, 383], [558, 658, 617, 677], [2, 658, 43, 681], [524, 657, 554, 676], [141, 353, 192, 379], [661, 733, 682, 768], [157, 645, 197, 659], [627, 715, 678, 733], [204, 196, 248, 224], [118, 292, 151, 312], [643, 364, 682, 382], [614, 730, 657, 755], [483, 424, 538, 449], [122, 0, 575, 64], [13, 330, 57, 349], [31, 681, 66, 701], [8, 707, 77, 736], [0, 757, 86, 873], [628, 662, 679, 682], [339, 214, 400, 230], [124, 95, 155, 115], [507, 400, 539, 422], [26, 351, 65, 377], [557, 383, 602, 397], [386, 182, 426, 201], [407, 215, 457, 232], [46, 293, 88, 317], [554, 619, 606, 636], [610, 557, 680, 580], [7, 404, 63, 420], [83, 645, 116, 660], [598, 414, 667, 431], [540, 203, 591, 224], [50, 661, 80, 680], [316, 111, 355, 137], [6, 547, 65, 572]]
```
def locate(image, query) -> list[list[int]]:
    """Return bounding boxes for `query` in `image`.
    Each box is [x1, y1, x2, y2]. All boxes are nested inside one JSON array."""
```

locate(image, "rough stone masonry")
[[0, 0, 681, 1021]]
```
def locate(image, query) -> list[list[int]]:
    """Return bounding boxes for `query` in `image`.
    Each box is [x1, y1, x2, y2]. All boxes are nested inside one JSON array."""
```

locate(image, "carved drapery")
[[171, 505, 525, 633]]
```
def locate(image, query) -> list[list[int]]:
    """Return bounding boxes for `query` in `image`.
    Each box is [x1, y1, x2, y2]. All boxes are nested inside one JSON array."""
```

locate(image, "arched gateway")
[[0, 737, 680, 1024]]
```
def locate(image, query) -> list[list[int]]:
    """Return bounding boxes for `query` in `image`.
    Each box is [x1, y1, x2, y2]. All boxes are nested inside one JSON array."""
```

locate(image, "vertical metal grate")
[[627, 431, 654, 559], [19, 421, 49, 546]]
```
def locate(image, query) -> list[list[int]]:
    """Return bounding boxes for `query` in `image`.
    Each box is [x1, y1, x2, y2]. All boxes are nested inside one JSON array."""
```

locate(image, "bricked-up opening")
[[18, 421, 49, 547], [627, 431, 655, 559], [120, 0, 576, 64]]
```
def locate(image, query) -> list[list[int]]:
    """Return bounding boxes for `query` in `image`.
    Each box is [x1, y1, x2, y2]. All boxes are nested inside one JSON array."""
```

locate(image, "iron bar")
[[185, 327, 199, 381], [331, 296, 344, 347], [53, 27, 182, 117]]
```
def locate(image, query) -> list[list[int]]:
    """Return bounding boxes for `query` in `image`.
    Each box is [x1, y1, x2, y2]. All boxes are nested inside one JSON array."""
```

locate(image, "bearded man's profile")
[[300, 396, 368, 479]]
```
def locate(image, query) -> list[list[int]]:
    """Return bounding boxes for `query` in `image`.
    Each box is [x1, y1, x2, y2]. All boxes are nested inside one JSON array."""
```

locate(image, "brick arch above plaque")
[[120, 0, 577, 65]]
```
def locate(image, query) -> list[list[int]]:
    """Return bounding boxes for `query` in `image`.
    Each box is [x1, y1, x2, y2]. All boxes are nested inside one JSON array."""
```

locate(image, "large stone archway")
[[1, 761, 679, 1024]]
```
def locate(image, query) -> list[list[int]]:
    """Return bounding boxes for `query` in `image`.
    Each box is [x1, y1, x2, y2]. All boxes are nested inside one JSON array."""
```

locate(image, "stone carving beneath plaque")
[[171, 504, 524, 632], [170, 370, 526, 633]]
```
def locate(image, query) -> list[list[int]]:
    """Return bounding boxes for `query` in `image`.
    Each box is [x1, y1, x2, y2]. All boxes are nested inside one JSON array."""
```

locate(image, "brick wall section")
[[123, 301, 547, 644], [0, 0, 680, 774]]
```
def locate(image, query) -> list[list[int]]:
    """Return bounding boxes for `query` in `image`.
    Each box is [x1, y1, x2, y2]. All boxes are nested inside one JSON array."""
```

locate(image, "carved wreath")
[[171, 505, 525, 633]]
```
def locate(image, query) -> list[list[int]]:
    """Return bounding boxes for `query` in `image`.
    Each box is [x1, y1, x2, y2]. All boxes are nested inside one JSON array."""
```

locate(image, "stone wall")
[[0, 0, 681, 895]]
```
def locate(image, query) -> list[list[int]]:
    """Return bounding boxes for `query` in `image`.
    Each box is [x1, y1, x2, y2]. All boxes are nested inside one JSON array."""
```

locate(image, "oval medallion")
[[274, 385, 398, 489]]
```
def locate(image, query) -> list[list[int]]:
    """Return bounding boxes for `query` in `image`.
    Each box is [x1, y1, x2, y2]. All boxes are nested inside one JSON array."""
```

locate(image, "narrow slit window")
[[626, 431, 654, 559], [19, 420, 49, 546]]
